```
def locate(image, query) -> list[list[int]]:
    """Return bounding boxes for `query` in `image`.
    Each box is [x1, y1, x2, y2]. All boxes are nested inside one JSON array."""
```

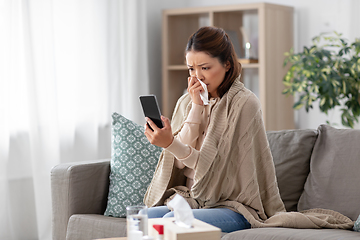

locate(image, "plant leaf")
[[282, 31, 360, 128], [320, 97, 326, 107]]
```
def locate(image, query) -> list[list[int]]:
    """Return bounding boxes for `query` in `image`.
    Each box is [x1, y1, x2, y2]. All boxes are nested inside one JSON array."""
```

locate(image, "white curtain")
[[0, 0, 149, 239]]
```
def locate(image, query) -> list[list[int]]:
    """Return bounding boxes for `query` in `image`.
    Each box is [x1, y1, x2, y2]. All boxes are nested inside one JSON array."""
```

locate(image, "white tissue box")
[[148, 217, 221, 240]]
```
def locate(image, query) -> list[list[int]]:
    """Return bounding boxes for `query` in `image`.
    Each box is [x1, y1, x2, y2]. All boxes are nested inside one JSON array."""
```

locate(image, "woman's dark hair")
[[185, 26, 242, 98]]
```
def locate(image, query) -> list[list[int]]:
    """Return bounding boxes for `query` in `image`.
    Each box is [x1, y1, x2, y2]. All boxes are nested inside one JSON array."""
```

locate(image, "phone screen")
[[139, 95, 163, 129]]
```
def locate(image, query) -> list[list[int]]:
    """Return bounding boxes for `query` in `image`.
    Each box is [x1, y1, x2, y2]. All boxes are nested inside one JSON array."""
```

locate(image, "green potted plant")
[[282, 32, 360, 128]]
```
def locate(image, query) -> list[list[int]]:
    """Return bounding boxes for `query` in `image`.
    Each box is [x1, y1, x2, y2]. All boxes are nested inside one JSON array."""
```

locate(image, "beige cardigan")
[[144, 79, 354, 229]]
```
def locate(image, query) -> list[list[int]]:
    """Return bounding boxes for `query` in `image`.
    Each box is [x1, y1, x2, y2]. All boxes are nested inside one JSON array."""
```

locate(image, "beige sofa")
[[51, 124, 360, 240]]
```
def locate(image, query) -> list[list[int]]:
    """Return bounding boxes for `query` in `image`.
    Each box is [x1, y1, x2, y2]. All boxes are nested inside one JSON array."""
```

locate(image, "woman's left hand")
[[144, 116, 174, 148]]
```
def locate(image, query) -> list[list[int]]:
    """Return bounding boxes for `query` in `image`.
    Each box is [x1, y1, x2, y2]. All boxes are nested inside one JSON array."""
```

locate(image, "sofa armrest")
[[51, 159, 111, 240]]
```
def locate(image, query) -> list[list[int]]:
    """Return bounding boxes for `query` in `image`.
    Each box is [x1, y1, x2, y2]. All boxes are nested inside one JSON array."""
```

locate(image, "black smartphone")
[[139, 95, 164, 130]]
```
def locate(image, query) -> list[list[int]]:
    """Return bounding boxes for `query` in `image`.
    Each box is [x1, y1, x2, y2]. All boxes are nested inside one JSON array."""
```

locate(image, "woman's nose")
[[195, 72, 204, 80]]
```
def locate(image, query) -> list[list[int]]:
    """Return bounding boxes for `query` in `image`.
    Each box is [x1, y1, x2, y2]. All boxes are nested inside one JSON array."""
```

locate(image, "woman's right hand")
[[187, 76, 204, 105]]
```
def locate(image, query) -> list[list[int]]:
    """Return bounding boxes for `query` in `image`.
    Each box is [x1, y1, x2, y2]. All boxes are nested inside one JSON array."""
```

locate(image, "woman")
[[143, 26, 285, 232]]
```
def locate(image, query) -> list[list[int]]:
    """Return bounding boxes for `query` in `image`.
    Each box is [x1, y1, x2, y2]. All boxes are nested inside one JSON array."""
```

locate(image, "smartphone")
[[139, 95, 164, 129]]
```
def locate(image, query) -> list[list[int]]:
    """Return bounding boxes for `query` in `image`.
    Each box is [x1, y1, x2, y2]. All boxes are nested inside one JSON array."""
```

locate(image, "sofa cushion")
[[298, 124, 360, 221], [66, 214, 126, 240], [221, 228, 359, 240], [266, 129, 318, 212], [104, 113, 162, 217]]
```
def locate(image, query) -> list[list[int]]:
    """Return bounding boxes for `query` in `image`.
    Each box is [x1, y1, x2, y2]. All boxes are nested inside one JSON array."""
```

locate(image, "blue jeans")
[[147, 206, 251, 233]]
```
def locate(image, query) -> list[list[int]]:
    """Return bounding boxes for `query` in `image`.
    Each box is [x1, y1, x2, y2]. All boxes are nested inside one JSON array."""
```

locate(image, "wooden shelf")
[[162, 3, 295, 130], [238, 58, 259, 64], [168, 65, 188, 70], [241, 63, 259, 68]]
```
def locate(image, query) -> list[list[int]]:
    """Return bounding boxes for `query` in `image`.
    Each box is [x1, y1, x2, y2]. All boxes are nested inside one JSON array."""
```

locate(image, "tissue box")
[[148, 217, 221, 240]]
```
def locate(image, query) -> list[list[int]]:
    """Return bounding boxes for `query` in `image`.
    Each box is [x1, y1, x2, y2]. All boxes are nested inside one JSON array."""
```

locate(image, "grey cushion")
[[267, 129, 318, 212], [66, 214, 127, 240], [298, 124, 360, 221], [221, 228, 359, 240]]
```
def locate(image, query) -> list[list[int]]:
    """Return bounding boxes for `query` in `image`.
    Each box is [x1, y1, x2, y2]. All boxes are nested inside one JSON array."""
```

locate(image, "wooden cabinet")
[[162, 3, 294, 130]]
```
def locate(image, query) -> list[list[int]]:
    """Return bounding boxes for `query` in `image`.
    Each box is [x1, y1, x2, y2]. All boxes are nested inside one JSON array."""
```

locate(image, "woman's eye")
[[202, 67, 209, 70], [188, 68, 194, 71]]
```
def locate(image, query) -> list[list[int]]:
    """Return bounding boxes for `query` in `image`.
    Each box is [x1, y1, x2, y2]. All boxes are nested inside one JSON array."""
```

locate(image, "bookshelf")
[[162, 3, 295, 130]]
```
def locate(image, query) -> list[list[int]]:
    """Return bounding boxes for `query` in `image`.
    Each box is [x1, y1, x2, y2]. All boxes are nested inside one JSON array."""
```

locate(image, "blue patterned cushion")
[[104, 113, 162, 217], [354, 215, 360, 232]]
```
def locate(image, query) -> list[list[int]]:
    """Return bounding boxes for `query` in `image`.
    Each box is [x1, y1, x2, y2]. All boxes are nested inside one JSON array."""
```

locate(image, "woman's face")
[[186, 50, 230, 98]]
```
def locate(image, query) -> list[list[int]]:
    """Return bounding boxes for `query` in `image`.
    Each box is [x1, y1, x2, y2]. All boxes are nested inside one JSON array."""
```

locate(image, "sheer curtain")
[[0, 0, 149, 239]]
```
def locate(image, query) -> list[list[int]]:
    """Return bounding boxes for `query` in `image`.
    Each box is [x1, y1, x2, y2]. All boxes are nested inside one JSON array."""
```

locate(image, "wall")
[[146, 0, 360, 129]]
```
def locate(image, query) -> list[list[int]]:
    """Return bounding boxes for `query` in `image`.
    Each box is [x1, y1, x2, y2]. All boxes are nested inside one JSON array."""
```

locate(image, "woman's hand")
[[144, 116, 174, 148], [187, 76, 204, 105]]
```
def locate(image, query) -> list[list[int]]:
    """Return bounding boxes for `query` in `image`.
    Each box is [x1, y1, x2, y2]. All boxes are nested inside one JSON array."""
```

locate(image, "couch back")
[[267, 124, 360, 221]]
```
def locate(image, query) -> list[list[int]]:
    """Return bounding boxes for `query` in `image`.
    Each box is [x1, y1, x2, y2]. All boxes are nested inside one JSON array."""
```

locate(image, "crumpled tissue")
[[197, 78, 209, 105], [168, 194, 194, 228]]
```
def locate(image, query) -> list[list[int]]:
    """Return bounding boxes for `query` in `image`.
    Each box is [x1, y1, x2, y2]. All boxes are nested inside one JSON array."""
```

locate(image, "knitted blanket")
[[144, 79, 354, 229]]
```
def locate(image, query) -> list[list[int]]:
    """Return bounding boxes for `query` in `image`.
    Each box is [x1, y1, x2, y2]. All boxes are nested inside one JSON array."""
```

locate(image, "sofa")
[[51, 124, 360, 240]]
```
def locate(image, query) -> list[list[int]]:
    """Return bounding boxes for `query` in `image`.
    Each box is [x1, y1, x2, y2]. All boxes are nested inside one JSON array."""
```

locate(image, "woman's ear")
[[225, 61, 231, 72]]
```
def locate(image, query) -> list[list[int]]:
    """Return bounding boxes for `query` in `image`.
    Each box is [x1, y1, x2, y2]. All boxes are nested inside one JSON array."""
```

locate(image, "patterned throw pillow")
[[104, 113, 162, 217], [354, 215, 360, 232]]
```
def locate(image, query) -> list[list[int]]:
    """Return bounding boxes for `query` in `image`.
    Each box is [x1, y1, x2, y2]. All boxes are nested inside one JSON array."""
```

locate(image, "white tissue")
[[167, 194, 194, 228], [197, 78, 209, 105]]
